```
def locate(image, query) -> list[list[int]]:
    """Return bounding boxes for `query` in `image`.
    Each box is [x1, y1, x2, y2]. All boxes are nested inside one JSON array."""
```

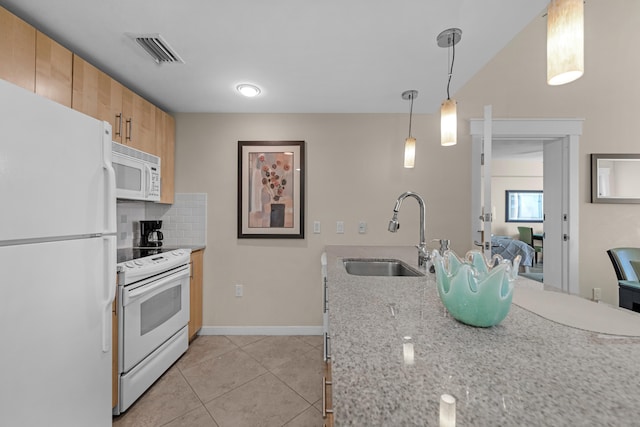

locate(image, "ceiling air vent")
[[131, 34, 184, 64]]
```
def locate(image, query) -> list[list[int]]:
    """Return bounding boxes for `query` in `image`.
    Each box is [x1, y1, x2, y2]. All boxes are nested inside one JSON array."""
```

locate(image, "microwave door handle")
[[144, 164, 152, 197]]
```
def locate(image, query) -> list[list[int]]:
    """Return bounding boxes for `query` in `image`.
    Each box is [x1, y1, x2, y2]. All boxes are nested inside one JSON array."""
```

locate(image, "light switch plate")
[[313, 221, 321, 233], [336, 221, 344, 234]]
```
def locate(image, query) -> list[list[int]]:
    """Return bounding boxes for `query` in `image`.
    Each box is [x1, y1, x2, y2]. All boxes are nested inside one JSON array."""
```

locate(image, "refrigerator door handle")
[[102, 236, 117, 353], [104, 162, 116, 233], [103, 123, 117, 234]]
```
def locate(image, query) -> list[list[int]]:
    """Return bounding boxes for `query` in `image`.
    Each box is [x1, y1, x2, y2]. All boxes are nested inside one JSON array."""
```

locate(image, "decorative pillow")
[[629, 260, 640, 281]]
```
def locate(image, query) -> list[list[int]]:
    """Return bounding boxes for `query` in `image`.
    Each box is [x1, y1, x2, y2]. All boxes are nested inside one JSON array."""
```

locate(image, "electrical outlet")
[[358, 221, 367, 234], [235, 284, 243, 297], [313, 221, 321, 234], [592, 287, 601, 301], [336, 221, 344, 234]]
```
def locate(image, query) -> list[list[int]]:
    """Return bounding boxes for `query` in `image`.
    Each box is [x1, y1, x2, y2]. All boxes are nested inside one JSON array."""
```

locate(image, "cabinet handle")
[[126, 118, 133, 141], [323, 277, 328, 312], [322, 376, 333, 418], [115, 113, 122, 137]]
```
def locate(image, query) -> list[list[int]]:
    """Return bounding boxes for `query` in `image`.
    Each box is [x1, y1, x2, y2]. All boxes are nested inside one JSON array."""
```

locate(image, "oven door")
[[121, 265, 190, 372]]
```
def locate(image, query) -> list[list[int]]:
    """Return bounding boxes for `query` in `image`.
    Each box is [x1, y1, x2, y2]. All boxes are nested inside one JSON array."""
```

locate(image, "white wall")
[[174, 113, 470, 328], [456, 0, 640, 304], [174, 0, 640, 325]]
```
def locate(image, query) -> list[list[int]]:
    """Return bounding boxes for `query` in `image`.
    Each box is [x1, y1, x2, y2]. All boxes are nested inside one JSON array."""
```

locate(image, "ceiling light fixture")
[[437, 28, 462, 147], [236, 84, 261, 97], [401, 90, 418, 169], [547, 0, 584, 85]]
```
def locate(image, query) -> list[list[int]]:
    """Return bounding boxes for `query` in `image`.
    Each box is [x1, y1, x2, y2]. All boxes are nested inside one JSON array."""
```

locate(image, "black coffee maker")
[[140, 220, 163, 247]]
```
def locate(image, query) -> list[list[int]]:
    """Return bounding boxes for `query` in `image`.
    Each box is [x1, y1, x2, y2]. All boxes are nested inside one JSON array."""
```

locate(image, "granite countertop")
[[325, 245, 640, 426]]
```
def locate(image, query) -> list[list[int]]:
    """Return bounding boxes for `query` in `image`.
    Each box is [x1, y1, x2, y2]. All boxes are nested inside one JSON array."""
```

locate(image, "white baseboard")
[[198, 325, 323, 336]]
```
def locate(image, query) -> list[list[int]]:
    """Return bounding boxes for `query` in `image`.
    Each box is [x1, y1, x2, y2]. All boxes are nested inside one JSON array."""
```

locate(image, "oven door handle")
[[123, 271, 188, 306]]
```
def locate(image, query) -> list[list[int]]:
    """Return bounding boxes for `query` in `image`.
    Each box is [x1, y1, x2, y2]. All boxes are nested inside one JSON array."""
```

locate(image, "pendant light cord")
[[446, 35, 456, 100], [408, 93, 414, 138]]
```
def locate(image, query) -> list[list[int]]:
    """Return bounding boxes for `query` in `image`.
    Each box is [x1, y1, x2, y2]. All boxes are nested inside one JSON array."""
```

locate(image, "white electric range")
[[114, 247, 191, 414]]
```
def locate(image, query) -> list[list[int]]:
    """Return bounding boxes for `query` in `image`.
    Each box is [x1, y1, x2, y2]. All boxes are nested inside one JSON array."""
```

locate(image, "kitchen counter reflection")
[[325, 245, 640, 426]]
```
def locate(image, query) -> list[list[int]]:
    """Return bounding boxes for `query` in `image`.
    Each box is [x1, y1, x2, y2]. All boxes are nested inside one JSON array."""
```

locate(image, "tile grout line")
[[172, 360, 221, 427]]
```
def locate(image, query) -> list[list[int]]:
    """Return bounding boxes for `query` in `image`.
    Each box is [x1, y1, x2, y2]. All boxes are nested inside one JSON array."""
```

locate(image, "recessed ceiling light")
[[236, 84, 261, 97]]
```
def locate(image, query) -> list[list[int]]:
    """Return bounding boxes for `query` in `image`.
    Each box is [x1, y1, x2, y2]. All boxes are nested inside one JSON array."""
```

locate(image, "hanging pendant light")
[[437, 28, 462, 147], [401, 90, 418, 168], [547, 0, 584, 85]]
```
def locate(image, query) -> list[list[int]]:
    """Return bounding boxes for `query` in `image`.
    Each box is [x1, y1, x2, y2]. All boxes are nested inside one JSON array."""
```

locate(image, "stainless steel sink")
[[342, 258, 424, 277]]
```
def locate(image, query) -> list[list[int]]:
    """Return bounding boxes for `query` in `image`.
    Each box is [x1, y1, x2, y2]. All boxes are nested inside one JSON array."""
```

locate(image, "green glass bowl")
[[433, 250, 520, 327]]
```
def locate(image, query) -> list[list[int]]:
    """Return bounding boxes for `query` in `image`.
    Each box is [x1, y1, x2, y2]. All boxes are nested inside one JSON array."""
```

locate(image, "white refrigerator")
[[0, 79, 116, 426]]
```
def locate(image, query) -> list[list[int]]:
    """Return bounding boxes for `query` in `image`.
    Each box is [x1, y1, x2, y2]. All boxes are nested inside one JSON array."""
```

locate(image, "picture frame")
[[237, 141, 305, 239], [591, 153, 640, 204], [505, 190, 543, 223]]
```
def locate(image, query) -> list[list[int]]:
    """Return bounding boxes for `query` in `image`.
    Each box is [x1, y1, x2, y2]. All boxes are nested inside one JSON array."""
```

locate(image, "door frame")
[[470, 118, 583, 294]]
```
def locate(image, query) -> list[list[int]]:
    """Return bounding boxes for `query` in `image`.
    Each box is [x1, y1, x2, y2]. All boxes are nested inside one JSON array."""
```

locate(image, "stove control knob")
[[125, 262, 134, 268], [134, 260, 144, 266]]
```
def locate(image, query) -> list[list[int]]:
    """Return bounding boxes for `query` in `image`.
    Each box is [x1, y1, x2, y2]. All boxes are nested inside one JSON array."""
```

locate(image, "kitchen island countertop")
[[325, 245, 640, 426]]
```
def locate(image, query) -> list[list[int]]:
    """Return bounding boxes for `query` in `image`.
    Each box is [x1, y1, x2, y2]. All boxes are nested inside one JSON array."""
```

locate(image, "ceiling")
[[1, 0, 548, 114]]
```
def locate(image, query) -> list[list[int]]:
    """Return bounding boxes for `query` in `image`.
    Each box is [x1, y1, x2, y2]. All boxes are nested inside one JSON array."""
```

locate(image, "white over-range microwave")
[[112, 142, 161, 202]]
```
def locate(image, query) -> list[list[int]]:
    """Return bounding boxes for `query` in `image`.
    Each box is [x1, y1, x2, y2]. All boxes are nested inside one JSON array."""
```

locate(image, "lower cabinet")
[[321, 252, 334, 426], [189, 249, 204, 340], [323, 361, 334, 427]]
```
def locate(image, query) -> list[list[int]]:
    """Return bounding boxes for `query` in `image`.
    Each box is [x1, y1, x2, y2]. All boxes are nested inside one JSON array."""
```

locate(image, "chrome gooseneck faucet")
[[388, 191, 430, 270]]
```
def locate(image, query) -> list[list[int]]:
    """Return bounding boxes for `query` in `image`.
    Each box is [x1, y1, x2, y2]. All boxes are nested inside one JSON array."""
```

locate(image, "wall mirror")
[[505, 190, 543, 222], [591, 154, 640, 203]]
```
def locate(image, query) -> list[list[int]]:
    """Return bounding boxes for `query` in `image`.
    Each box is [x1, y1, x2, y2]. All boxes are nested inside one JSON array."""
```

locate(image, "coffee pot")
[[140, 220, 163, 247]]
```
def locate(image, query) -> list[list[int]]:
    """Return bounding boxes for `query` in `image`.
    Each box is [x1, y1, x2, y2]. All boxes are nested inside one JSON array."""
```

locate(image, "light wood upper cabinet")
[[0, 7, 36, 91], [73, 56, 157, 154], [189, 249, 204, 341], [35, 31, 72, 107], [3, 6, 176, 203], [72, 55, 124, 143], [122, 87, 156, 154], [155, 108, 175, 204], [73, 55, 175, 203]]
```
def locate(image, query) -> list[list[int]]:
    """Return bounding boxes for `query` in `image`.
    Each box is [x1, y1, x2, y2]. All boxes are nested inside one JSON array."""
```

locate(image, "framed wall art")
[[237, 141, 305, 238]]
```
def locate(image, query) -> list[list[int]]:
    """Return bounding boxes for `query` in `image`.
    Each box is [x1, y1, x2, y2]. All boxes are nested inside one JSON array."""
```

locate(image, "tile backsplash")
[[117, 193, 207, 248]]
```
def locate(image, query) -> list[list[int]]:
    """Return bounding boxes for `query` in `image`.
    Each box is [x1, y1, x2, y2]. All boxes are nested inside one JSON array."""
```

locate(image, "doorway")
[[470, 117, 583, 294]]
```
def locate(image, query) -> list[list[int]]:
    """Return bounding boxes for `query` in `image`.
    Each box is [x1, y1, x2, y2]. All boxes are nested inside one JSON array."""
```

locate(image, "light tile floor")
[[113, 335, 325, 427]]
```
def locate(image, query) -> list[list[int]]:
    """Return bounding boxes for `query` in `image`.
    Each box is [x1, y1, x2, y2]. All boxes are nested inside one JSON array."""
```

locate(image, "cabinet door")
[[189, 249, 204, 340], [35, 31, 72, 107], [323, 361, 334, 426], [155, 108, 175, 204], [122, 87, 156, 154], [0, 7, 36, 91], [72, 55, 124, 142]]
